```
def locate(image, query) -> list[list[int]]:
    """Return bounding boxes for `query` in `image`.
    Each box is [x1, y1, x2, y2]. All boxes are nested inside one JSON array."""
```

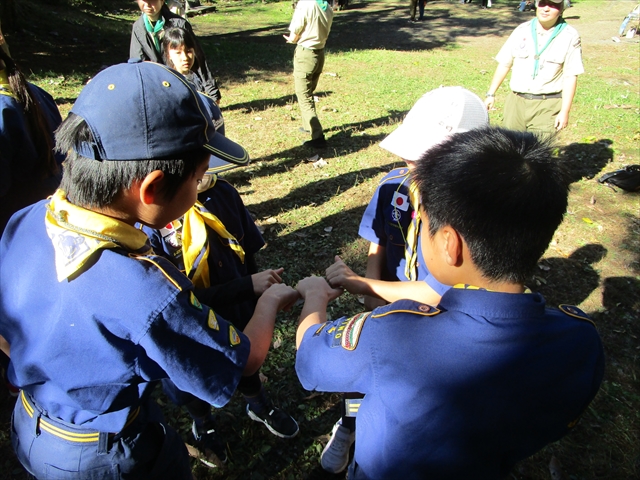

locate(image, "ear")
[[138, 170, 165, 206], [441, 226, 464, 267]]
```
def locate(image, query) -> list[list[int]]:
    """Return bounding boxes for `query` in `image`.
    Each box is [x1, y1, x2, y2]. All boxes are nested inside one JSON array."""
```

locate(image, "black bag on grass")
[[598, 165, 640, 192]]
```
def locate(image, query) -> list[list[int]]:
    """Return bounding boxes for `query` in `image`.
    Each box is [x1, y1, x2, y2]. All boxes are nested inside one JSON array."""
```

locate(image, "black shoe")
[[192, 420, 227, 467], [247, 405, 300, 438], [303, 137, 327, 149]]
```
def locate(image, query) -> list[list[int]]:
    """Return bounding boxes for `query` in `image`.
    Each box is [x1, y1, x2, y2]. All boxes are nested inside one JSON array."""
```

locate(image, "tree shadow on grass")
[[12, 0, 533, 83], [222, 111, 406, 187]]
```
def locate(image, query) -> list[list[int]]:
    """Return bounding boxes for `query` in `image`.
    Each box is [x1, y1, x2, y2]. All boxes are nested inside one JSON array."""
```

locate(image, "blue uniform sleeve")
[[138, 290, 250, 408], [358, 182, 386, 247], [295, 313, 375, 394]]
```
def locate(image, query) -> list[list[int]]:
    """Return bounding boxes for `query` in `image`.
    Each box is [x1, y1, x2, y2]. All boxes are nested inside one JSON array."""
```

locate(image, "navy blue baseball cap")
[[70, 60, 249, 166]]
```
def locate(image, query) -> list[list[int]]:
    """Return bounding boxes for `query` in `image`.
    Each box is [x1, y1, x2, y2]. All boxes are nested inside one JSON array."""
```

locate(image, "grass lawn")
[[1, 0, 638, 479]]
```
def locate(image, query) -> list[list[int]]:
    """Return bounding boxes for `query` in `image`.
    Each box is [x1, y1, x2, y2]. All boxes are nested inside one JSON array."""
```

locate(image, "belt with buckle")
[[20, 390, 140, 444], [514, 92, 562, 100]]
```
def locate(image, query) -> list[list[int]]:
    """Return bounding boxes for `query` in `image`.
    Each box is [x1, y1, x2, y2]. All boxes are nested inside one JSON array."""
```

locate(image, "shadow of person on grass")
[[532, 244, 607, 307], [559, 139, 614, 184]]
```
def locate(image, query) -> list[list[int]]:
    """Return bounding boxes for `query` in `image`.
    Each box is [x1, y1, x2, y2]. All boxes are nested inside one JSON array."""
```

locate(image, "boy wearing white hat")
[[320, 86, 489, 473]]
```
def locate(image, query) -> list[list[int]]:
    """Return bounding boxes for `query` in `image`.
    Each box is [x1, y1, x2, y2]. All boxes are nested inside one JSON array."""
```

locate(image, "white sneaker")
[[320, 420, 355, 474]]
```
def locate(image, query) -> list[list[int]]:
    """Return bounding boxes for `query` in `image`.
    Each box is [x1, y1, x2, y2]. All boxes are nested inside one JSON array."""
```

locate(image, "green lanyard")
[[530, 18, 567, 79], [143, 13, 165, 53]]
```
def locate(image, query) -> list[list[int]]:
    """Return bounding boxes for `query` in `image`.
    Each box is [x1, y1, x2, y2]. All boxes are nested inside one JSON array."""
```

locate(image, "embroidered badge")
[[391, 208, 402, 222], [207, 310, 219, 331], [331, 319, 350, 348], [391, 191, 410, 212], [160, 220, 183, 248], [341, 312, 370, 351], [229, 325, 241, 346], [189, 292, 203, 310]]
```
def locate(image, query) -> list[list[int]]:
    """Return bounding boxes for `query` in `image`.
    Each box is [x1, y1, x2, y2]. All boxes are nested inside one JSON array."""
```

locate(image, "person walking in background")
[[284, 0, 334, 149], [130, 0, 222, 102], [484, 0, 583, 133]]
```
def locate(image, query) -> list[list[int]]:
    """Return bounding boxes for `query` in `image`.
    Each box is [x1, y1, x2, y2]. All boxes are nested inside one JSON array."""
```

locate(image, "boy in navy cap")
[[295, 126, 604, 479], [143, 95, 299, 467], [0, 60, 298, 479]]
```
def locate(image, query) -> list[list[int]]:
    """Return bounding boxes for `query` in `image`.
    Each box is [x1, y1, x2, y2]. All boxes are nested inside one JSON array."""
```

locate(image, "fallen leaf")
[[313, 158, 328, 168], [582, 217, 594, 224]]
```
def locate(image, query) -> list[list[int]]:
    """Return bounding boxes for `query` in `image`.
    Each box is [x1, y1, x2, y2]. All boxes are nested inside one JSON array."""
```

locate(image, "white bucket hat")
[[379, 86, 489, 161]]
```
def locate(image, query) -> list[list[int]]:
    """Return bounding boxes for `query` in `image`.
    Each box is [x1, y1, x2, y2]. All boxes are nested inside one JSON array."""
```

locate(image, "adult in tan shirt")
[[485, 0, 583, 133], [284, 0, 333, 149]]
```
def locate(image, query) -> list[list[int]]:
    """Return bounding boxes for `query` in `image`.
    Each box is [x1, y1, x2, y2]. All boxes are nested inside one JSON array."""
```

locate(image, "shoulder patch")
[[341, 312, 370, 351], [207, 309, 219, 331], [189, 292, 203, 310], [379, 168, 410, 186], [371, 299, 441, 319], [558, 304, 595, 326], [229, 325, 241, 346]]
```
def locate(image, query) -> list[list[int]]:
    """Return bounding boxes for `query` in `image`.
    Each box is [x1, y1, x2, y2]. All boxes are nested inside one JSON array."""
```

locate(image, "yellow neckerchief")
[[45, 190, 152, 281], [0, 69, 16, 99], [402, 180, 421, 282], [453, 284, 533, 294], [181, 176, 245, 289]]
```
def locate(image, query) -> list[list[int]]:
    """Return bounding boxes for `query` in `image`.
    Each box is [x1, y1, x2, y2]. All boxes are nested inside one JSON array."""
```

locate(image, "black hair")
[[162, 27, 199, 72], [0, 46, 59, 181], [413, 126, 569, 284], [56, 113, 207, 209]]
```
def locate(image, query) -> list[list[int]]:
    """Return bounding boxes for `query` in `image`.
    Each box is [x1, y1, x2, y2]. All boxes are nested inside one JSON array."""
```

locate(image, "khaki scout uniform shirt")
[[288, 0, 333, 50], [496, 19, 584, 95]]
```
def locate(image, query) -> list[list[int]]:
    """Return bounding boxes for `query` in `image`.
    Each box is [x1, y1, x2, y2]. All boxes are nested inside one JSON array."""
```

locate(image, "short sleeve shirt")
[[496, 20, 584, 94], [288, 0, 334, 50]]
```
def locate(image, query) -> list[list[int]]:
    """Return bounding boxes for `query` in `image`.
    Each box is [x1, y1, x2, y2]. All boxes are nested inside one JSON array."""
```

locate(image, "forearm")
[[363, 279, 442, 306], [560, 75, 578, 115], [487, 64, 511, 95], [296, 295, 329, 349], [242, 295, 280, 375]]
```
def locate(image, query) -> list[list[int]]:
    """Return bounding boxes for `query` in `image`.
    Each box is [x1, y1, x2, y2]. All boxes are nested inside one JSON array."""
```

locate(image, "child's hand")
[[296, 276, 343, 302], [252, 268, 284, 296], [261, 283, 300, 312], [325, 255, 361, 293]]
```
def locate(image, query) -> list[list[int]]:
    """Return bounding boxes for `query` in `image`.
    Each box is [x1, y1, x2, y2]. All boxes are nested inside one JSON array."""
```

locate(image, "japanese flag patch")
[[391, 191, 410, 212]]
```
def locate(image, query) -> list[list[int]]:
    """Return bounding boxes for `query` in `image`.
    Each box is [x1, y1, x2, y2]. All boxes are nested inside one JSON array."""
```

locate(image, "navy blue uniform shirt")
[[144, 178, 265, 329], [0, 197, 250, 433], [296, 288, 604, 479]]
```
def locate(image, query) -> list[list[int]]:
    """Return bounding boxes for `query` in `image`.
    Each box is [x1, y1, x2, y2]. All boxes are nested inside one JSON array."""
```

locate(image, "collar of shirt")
[[45, 189, 151, 281]]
